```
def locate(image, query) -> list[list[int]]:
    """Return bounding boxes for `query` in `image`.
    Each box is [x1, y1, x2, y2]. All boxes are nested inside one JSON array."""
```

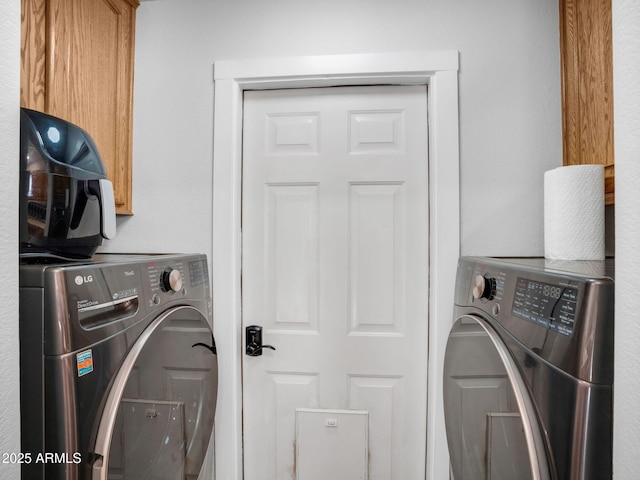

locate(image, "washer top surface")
[[475, 256, 614, 280], [19, 252, 204, 283]]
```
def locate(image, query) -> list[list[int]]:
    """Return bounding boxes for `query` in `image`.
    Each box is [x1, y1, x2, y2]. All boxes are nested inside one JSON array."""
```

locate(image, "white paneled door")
[[241, 85, 429, 480]]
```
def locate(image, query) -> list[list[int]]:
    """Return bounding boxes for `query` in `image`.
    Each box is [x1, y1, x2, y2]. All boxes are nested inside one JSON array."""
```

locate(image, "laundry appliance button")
[[160, 268, 183, 293], [472, 275, 496, 300]]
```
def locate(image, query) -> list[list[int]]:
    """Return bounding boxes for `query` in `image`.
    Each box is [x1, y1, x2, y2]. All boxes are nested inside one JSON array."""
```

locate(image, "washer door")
[[443, 315, 551, 480], [91, 306, 218, 480]]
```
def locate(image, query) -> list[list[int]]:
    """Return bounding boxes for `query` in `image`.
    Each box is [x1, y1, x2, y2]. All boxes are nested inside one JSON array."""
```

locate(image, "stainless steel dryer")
[[444, 257, 613, 480], [19, 253, 218, 479]]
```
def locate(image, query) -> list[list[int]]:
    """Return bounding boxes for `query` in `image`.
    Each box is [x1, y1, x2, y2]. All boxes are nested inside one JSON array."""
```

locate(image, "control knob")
[[160, 268, 183, 293], [472, 274, 496, 300]]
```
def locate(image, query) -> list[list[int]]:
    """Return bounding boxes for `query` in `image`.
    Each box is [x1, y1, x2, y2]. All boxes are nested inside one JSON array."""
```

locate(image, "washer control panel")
[[455, 256, 614, 385], [20, 253, 211, 356], [470, 261, 579, 337], [512, 277, 578, 336], [147, 262, 186, 295], [62, 255, 209, 327]]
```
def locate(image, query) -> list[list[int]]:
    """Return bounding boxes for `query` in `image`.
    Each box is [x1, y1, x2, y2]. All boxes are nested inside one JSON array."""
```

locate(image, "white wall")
[[0, 0, 21, 478], [612, 0, 640, 477], [105, 0, 562, 258], [105, 3, 217, 255]]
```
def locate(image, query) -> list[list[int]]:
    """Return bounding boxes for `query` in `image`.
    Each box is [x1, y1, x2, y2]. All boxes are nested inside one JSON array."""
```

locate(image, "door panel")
[[265, 183, 319, 331], [349, 182, 406, 334], [242, 85, 429, 480]]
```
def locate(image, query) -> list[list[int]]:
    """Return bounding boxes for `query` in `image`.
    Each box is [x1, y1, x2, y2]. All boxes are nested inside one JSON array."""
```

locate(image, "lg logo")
[[74, 275, 94, 286]]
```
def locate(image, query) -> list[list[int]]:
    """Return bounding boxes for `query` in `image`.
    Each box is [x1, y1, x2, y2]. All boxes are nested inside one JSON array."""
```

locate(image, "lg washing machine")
[[444, 257, 613, 480], [19, 254, 218, 479]]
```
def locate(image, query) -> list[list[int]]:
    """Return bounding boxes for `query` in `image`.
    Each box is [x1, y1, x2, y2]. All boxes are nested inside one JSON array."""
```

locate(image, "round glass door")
[[443, 315, 550, 480], [93, 306, 217, 480]]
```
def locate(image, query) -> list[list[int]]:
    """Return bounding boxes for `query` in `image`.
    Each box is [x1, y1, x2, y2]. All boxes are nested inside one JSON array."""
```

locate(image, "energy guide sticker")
[[76, 349, 94, 377]]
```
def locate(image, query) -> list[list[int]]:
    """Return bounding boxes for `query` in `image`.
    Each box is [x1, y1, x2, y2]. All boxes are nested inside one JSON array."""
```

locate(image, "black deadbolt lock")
[[246, 325, 276, 356]]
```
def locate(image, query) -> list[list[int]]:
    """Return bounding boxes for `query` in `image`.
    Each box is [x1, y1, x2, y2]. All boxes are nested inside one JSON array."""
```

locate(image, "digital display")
[[511, 277, 578, 336]]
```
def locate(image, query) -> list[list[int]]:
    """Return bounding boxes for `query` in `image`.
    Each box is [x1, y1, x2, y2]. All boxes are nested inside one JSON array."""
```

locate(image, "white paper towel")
[[544, 164, 605, 260]]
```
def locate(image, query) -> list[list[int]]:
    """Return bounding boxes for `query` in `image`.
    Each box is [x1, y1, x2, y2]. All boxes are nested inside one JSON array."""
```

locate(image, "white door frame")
[[212, 51, 460, 480]]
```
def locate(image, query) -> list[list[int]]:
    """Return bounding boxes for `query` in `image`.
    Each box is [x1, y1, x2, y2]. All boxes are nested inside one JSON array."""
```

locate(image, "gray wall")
[[107, 0, 563, 257], [0, 0, 21, 478], [612, 0, 640, 476]]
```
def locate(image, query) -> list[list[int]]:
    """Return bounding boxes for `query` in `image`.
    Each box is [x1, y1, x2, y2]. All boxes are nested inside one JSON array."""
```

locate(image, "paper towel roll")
[[544, 165, 605, 260]]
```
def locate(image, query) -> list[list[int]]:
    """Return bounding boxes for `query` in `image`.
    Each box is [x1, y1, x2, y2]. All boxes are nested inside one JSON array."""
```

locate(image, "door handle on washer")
[[192, 333, 217, 355]]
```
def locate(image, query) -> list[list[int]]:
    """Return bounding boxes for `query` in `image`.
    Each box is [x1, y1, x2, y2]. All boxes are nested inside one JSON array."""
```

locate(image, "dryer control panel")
[[454, 256, 614, 385], [465, 260, 584, 338], [511, 276, 578, 337]]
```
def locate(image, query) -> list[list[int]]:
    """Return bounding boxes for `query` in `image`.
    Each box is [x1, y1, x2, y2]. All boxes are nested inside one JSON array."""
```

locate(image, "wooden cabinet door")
[[559, 0, 614, 204], [21, 0, 138, 215]]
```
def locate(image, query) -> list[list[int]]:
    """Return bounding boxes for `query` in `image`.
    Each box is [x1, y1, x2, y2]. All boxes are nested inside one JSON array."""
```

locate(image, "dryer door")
[[91, 306, 218, 480], [443, 314, 551, 480]]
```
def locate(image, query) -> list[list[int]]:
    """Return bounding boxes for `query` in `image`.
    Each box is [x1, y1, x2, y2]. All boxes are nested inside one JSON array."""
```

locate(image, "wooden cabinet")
[[559, 0, 614, 204], [21, 0, 139, 215]]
